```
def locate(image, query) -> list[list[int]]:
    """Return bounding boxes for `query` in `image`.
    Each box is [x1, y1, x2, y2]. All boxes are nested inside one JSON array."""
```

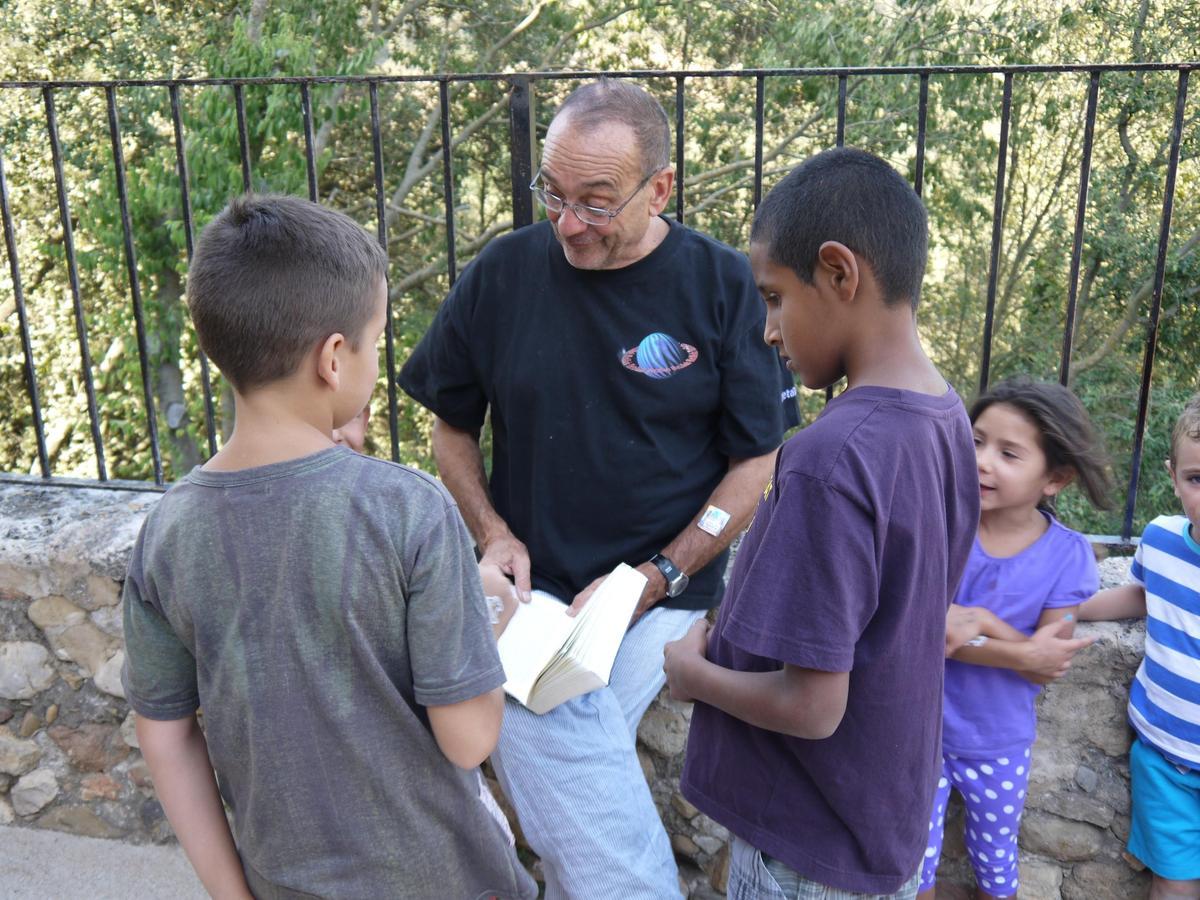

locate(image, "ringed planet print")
[[621, 332, 699, 380]]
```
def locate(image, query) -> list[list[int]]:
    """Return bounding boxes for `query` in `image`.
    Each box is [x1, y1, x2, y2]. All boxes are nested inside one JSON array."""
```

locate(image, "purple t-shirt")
[[681, 385, 978, 895], [942, 514, 1098, 757]]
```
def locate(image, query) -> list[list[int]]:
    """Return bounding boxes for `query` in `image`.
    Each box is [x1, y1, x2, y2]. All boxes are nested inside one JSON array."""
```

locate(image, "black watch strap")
[[650, 553, 689, 598]]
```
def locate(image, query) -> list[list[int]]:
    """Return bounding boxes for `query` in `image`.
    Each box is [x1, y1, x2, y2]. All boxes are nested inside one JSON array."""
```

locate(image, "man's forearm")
[[658, 451, 776, 576], [135, 715, 251, 899], [431, 417, 509, 546]]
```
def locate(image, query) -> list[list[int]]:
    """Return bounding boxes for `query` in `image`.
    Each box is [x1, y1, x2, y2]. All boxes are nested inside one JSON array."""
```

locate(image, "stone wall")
[[0, 483, 1152, 897]]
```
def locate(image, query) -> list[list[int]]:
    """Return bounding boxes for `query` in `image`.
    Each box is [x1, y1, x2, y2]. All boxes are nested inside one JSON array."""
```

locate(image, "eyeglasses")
[[529, 168, 659, 226]]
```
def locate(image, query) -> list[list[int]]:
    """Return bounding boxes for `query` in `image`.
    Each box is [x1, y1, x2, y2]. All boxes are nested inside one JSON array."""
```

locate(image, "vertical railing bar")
[[44, 87, 106, 480], [1060, 71, 1101, 386], [753, 75, 765, 208], [369, 81, 400, 464], [914, 73, 929, 196], [0, 151, 50, 477], [107, 86, 163, 485], [300, 82, 318, 202], [439, 79, 458, 286], [1123, 69, 1190, 541], [234, 83, 252, 192], [978, 72, 1014, 396], [508, 76, 534, 230], [836, 74, 847, 146], [676, 77, 686, 225], [826, 73, 850, 403], [169, 84, 218, 457]]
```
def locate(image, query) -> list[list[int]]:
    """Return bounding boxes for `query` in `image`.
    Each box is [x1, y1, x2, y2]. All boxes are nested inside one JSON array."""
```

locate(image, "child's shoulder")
[[780, 385, 969, 484]]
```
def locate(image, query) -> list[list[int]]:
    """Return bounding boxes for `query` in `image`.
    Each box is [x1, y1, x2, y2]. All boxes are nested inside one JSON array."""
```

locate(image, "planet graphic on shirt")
[[621, 332, 699, 380]]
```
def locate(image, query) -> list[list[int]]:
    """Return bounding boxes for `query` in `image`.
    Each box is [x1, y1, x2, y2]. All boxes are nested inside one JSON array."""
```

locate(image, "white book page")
[[497, 591, 576, 705], [566, 564, 645, 683]]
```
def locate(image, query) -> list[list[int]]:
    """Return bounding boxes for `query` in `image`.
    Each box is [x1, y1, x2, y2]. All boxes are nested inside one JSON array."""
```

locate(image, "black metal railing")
[[1, 64, 1197, 545]]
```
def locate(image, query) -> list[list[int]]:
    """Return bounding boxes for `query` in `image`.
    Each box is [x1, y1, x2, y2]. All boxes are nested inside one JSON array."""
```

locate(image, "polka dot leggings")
[[918, 748, 1032, 897]]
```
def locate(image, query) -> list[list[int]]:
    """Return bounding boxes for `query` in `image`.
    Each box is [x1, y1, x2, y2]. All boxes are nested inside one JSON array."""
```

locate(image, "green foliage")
[[1, 0, 1198, 541]]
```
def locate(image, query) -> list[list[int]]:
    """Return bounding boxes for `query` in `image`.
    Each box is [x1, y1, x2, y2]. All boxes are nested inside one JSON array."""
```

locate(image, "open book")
[[497, 563, 647, 714]]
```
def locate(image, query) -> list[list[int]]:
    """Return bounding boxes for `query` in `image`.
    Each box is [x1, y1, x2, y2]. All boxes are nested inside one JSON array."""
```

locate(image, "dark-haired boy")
[[121, 194, 536, 900], [664, 148, 979, 899]]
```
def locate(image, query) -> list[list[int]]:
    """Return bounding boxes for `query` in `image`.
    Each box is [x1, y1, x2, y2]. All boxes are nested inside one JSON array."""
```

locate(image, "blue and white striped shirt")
[[1129, 514, 1200, 769]]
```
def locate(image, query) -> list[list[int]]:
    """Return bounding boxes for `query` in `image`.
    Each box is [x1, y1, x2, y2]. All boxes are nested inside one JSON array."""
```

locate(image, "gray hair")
[[554, 79, 670, 176]]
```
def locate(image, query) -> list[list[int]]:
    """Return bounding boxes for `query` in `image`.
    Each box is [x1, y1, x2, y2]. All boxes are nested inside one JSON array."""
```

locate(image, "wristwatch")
[[649, 553, 690, 598]]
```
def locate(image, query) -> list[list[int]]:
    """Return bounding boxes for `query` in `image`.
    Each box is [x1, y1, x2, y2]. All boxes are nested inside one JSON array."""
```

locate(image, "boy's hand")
[[1018, 618, 1096, 684], [663, 619, 711, 703], [479, 562, 523, 639]]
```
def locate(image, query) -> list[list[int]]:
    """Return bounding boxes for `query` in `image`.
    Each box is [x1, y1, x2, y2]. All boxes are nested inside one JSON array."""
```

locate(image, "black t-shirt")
[[399, 218, 799, 609]]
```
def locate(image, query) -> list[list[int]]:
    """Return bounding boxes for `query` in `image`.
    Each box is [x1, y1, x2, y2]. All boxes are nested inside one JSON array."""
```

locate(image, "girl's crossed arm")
[[662, 620, 848, 740], [949, 606, 1096, 685]]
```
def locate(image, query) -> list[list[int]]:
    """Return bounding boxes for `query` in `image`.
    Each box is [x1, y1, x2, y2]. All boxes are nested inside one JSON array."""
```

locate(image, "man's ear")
[[647, 168, 675, 217], [316, 332, 346, 390], [816, 241, 859, 304]]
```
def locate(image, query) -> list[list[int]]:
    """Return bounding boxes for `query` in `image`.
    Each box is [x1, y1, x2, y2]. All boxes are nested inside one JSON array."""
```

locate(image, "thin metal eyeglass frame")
[[528, 167, 659, 225]]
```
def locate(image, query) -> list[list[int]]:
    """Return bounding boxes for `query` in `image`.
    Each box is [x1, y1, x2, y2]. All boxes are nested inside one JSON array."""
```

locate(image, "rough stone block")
[[671, 792, 700, 820], [0, 641, 56, 699], [1020, 810, 1105, 861], [85, 574, 121, 609], [0, 796, 12, 824], [49, 723, 130, 773], [80, 772, 122, 801], [1019, 855, 1063, 898], [638, 698, 691, 757], [94, 650, 126, 698], [706, 842, 729, 894], [1061, 858, 1149, 900], [0, 728, 42, 776], [37, 804, 125, 839], [49, 621, 115, 677], [120, 711, 139, 748], [11, 767, 58, 816], [27, 595, 87, 631], [671, 833, 699, 858]]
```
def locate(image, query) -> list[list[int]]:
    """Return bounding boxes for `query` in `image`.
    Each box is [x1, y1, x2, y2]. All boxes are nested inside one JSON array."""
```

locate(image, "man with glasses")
[[400, 78, 797, 899]]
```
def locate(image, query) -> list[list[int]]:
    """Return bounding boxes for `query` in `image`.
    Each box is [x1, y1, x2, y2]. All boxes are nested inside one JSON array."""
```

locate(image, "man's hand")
[[1017, 618, 1096, 684], [568, 561, 666, 622], [479, 532, 532, 603], [663, 619, 711, 703]]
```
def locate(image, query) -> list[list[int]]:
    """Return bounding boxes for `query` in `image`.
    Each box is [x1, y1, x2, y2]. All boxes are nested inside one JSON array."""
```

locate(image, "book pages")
[[496, 563, 647, 714]]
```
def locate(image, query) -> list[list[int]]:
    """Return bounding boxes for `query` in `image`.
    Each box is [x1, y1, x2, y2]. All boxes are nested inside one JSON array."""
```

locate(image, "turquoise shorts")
[[1128, 736, 1200, 880]]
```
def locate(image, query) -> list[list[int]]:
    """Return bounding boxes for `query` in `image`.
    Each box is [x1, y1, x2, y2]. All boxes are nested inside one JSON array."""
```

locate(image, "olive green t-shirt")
[[122, 447, 535, 899]]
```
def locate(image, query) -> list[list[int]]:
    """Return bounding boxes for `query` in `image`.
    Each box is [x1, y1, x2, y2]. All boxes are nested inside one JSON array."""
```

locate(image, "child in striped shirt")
[[1080, 393, 1200, 899]]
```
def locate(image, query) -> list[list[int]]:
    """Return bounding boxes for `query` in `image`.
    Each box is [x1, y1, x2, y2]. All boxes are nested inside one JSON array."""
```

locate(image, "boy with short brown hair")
[[122, 194, 534, 900]]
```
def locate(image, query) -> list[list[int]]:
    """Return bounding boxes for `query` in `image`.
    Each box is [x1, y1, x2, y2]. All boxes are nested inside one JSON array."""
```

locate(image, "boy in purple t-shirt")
[[664, 148, 979, 899]]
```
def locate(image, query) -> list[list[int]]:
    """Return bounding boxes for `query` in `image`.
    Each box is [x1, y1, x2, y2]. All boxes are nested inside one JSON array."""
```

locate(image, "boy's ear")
[[816, 241, 859, 304], [316, 332, 346, 390], [1164, 458, 1174, 477]]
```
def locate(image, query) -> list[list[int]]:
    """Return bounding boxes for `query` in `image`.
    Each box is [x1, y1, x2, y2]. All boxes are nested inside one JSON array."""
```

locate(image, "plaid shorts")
[[727, 836, 921, 900]]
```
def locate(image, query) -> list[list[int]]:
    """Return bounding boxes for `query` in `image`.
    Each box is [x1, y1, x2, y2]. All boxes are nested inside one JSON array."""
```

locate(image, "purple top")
[[942, 514, 1098, 757], [681, 386, 979, 895]]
